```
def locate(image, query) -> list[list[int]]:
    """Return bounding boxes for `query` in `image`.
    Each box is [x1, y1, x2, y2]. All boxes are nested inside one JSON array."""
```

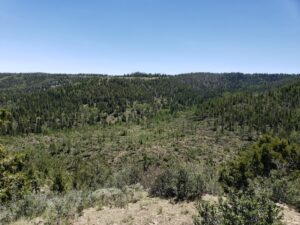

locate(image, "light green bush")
[[194, 190, 283, 225]]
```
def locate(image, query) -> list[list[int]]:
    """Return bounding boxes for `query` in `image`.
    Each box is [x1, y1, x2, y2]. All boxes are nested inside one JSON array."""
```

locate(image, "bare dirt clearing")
[[278, 204, 300, 225], [9, 194, 300, 225], [73, 197, 195, 225], [72, 195, 300, 225]]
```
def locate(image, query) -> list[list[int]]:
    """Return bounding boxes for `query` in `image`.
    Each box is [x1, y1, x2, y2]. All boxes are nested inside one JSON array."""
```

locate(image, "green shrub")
[[150, 168, 177, 198], [150, 165, 207, 201], [220, 135, 300, 190], [51, 172, 66, 193], [220, 136, 300, 210], [269, 171, 300, 211], [0, 145, 36, 203], [193, 201, 220, 225], [194, 190, 283, 225], [0, 193, 47, 224], [43, 191, 88, 224]]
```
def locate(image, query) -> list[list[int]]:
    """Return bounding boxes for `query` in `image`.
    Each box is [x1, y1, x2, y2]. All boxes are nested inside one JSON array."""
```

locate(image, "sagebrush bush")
[[0, 193, 47, 224], [150, 164, 212, 201], [43, 191, 89, 225], [0, 185, 146, 224]]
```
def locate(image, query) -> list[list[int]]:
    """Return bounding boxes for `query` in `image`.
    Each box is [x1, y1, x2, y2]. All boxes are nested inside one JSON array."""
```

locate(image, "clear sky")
[[0, 0, 300, 74]]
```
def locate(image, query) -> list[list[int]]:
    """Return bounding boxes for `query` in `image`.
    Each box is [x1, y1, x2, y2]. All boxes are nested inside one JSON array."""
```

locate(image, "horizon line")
[[0, 71, 299, 76]]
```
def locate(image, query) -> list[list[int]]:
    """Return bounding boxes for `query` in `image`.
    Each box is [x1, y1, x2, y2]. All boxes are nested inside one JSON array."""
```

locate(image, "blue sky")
[[0, 0, 300, 74]]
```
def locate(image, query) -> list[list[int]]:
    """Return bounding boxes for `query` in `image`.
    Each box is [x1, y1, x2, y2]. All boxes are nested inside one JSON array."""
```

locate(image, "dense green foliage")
[[220, 136, 300, 188], [178, 73, 297, 94], [0, 145, 36, 203], [0, 76, 199, 134], [150, 165, 209, 201], [0, 73, 297, 135], [0, 109, 13, 135], [0, 73, 79, 92], [194, 190, 282, 225], [220, 136, 300, 209], [196, 79, 300, 135]]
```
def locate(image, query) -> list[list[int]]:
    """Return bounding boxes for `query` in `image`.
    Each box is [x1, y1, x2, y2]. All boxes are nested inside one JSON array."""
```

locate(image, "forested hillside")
[[0, 73, 298, 135], [0, 76, 199, 134], [0, 73, 300, 225], [196, 79, 300, 137], [0, 73, 79, 92]]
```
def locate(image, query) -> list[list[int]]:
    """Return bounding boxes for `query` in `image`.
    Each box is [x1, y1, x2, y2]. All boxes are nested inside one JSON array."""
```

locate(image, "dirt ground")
[[73, 197, 195, 225], [10, 194, 300, 225], [278, 203, 300, 225], [72, 195, 300, 225]]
